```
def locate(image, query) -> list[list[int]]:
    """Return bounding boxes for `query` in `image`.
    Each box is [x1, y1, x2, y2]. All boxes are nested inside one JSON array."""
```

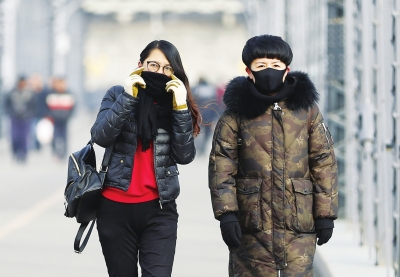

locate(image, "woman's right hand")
[[124, 67, 146, 97]]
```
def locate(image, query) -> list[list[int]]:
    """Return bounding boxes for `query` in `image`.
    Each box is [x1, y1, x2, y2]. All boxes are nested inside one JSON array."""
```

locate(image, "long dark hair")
[[139, 40, 201, 136]]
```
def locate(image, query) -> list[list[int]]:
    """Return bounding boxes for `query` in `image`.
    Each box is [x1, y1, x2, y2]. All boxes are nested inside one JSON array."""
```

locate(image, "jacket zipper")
[[321, 122, 331, 146], [272, 102, 287, 268], [153, 138, 163, 209], [273, 102, 282, 111]]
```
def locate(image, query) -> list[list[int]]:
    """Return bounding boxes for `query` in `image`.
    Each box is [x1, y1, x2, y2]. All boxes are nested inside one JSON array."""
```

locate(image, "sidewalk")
[[315, 219, 394, 277], [0, 111, 395, 277]]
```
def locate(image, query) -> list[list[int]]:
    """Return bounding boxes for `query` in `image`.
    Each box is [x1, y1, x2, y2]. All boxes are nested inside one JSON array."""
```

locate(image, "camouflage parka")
[[208, 72, 338, 273]]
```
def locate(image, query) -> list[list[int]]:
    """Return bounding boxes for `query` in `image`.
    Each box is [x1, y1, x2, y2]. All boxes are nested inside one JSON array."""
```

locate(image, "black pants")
[[52, 121, 68, 159], [97, 198, 178, 277]]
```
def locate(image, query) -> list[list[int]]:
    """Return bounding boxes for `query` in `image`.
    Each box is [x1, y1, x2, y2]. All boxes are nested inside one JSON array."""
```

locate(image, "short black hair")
[[242, 35, 293, 67]]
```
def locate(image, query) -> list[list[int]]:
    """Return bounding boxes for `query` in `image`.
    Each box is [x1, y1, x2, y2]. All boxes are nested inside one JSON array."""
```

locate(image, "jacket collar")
[[223, 71, 319, 119]]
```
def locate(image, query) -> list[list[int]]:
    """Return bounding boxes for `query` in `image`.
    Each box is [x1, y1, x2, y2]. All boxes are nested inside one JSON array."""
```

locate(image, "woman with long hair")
[[91, 40, 200, 277]]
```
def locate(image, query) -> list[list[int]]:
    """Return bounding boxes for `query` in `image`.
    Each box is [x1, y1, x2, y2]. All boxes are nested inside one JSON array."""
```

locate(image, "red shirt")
[[102, 140, 159, 203]]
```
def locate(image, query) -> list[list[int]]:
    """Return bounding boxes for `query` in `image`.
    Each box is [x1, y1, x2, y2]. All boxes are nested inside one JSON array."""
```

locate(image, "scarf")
[[137, 71, 173, 151]]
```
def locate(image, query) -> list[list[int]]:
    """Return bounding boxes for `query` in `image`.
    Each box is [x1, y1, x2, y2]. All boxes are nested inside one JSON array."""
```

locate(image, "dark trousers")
[[97, 198, 178, 277], [52, 121, 67, 159], [10, 117, 31, 162]]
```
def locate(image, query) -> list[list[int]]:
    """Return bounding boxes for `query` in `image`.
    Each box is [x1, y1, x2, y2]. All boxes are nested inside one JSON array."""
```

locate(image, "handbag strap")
[[89, 140, 115, 172], [100, 144, 114, 172], [74, 220, 96, 253]]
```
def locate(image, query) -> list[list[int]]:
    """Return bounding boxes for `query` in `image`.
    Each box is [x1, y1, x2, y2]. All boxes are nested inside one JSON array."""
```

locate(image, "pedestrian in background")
[[29, 73, 49, 151], [91, 40, 200, 277], [208, 34, 338, 277], [5, 76, 36, 162], [46, 77, 75, 159], [215, 80, 227, 112], [192, 76, 219, 155]]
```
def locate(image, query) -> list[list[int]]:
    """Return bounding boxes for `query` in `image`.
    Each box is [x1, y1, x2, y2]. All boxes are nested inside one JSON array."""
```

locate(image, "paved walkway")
[[315, 219, 393, 277], [0, 111, 393, 277]]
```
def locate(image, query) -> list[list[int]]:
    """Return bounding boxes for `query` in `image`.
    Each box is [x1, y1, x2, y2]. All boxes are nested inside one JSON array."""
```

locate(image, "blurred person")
[[216, 80, 227, 111], [91, 40, 200, 277], [192, 77, 219, 155], [208, 34, 338, 277], [46, 77, 75, 159], [4, 76, 36, 162], [29, 73, 49, 150]]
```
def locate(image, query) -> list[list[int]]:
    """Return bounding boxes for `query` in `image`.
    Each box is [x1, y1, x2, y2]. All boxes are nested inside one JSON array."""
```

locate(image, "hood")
[[223, 71, 319, 119]]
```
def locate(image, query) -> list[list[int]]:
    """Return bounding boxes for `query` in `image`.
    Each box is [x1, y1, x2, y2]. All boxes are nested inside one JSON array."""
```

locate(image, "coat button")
[[304, 188, 308, 193], [167, 171, 170, 175], [120, 159, 124, 163]]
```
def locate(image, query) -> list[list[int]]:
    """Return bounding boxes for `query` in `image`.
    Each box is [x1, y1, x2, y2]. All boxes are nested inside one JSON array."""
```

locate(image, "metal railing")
[[344, 0, 399, 276]]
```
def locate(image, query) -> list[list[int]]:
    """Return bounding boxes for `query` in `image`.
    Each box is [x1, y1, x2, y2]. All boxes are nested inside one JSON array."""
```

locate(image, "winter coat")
[[208, 72, 338, 271], [91, 85, 196, 204], [5, 88, 36, 120], [34, 89, 50, 119]]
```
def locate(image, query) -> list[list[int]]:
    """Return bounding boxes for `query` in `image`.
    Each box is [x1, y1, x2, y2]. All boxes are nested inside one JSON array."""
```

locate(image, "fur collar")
[[223, 71, 319, 119]]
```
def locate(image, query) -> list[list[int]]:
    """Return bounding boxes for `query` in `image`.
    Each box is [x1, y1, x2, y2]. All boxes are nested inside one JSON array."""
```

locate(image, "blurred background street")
[[0, 0, 399, 276]]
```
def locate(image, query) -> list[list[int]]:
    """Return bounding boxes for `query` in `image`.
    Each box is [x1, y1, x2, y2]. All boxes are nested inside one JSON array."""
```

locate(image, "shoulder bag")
[[64, 140, 113, 253]]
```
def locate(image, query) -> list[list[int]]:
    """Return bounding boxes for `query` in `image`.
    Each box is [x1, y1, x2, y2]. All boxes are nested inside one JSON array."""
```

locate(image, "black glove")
[[220, 212, 242, 248], [315, 218, 334, 246]]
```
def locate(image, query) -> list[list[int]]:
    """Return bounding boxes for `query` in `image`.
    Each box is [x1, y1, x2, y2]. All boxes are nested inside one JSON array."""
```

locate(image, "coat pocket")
[[236, 178, 262, 232], [292, 179, 314, 232], [164, 165, 180, 198], [105, 152, 125, 184]]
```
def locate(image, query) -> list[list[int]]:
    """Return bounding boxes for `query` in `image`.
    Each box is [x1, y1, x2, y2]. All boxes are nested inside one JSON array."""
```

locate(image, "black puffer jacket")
[[91, 85, 196, 204]]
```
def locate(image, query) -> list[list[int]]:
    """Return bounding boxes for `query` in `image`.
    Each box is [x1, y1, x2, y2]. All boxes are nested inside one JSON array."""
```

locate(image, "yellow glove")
[[124, 67, 146, 97], [165, 74, 188, 110]]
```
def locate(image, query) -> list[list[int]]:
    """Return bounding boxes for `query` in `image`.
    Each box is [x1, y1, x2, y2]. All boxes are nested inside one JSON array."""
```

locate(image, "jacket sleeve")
[[170, 109, 196, 164], [308, 104, 338, 220], [90, 86, 137, 148], [208, 113, 240, 219]]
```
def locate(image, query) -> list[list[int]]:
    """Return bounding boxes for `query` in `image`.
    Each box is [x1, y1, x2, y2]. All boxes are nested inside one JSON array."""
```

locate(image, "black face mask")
[[250, 68, 287, 94], [140, 71, 171, 99]]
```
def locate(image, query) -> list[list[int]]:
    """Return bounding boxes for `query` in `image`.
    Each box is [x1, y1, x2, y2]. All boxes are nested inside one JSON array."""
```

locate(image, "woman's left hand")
[[166, 75, 188, 110]]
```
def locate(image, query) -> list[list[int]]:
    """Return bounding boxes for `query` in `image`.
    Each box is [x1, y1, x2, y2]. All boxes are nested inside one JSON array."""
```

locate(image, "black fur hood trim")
[[223, 71, 319, 119]]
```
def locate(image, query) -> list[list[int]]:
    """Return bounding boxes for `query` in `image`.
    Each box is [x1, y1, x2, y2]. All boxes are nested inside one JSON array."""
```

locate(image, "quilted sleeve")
[[208, 113, 240, 219], [170, 109, 196, 164], [308, 104, 338, 220], [90, 85, 137, 148]]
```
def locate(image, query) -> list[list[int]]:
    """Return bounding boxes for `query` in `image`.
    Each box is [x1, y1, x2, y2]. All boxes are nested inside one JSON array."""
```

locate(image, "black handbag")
[[64, 140, 113, 253]]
